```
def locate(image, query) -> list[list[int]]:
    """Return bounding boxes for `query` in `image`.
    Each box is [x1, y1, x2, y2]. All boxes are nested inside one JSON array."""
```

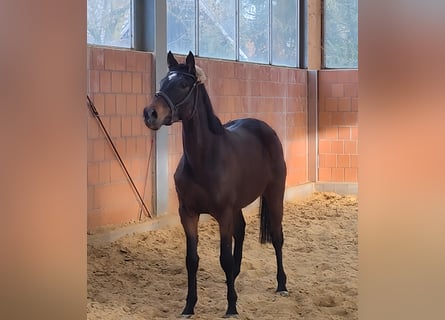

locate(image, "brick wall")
[[86, 49, 358, 229], [87, 46, 154, 230], [167, 57, 308, 213], [318, 70, 359, 182]]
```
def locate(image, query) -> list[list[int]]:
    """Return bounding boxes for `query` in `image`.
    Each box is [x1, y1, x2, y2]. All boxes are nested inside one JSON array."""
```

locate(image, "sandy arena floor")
[[87, 192, 358, 319]]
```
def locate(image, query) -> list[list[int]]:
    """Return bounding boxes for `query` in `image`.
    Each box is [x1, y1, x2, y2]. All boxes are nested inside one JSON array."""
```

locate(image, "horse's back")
[[224, 118, 285, 165]]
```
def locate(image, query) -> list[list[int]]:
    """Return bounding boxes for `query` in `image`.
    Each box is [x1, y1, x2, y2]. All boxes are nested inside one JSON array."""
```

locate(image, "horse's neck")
[[181, 87, 223, 169]]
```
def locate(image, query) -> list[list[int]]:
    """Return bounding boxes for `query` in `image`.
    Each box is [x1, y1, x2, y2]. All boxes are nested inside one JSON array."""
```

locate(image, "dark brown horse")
[[143, 51, 288, 317]]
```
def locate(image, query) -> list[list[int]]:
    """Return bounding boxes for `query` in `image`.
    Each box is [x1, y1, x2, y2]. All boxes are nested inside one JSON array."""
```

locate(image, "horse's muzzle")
[[143, 106, 160, 130]]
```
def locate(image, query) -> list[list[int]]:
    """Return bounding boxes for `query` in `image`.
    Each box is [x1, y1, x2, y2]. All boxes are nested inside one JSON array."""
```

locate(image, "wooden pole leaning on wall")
[[86, 95, 152, 219]]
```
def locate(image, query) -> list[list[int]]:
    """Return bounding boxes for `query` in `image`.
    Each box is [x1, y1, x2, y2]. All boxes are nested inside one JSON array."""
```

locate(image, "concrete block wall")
[[318, 70, 359, 182], [86, 48, 359, 229], [87, 46, 154, 230], [167, 57, 308, 213]]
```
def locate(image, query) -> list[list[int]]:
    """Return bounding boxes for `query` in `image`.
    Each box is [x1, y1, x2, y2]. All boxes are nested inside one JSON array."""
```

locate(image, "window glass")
[[199, 0, 236, 60], [239, 0, 270, 64], [87, 0, 132, 48], [324, 0, 358, 68], [272, 0, 298, 67], [167, 0, 196, 55]]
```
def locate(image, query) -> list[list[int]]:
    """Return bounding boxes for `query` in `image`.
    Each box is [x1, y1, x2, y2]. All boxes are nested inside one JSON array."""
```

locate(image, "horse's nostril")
[[144, 107, 157, 121]]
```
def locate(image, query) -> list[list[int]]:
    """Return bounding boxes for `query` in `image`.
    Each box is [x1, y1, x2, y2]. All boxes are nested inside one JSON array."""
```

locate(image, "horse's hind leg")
[[263, 186, 288, 294], [233, 209, 246, 279], [179, 205, 200, 316]]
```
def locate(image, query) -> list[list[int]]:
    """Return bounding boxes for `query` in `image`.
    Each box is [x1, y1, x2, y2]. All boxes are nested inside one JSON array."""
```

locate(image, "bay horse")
[[143, 51, 288, 317]]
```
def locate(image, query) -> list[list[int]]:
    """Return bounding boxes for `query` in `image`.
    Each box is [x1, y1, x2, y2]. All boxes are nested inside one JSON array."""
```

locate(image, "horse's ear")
[[185, 51, 196, 75], [167, 51, 178, 68]]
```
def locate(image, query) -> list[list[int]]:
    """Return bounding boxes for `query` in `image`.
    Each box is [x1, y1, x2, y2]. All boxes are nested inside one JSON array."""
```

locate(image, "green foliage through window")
[[324, 0, 358, 68], [87, 0, 132, 48], [167, 0, 300, 67]]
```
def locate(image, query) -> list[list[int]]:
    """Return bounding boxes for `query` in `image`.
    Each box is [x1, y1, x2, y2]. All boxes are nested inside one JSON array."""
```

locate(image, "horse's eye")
[[181, 82, 189, 89]]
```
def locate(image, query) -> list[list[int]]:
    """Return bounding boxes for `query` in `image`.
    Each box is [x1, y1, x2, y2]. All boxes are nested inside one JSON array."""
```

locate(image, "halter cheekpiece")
[[155, 71, 200, 115]]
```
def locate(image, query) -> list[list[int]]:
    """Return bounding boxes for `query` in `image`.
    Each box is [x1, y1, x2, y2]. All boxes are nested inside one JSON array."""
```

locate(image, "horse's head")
[[143, 51, 203, 130]]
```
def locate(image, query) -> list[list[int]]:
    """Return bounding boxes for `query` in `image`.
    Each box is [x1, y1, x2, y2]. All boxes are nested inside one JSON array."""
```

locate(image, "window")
[[199, 0, 236, 60], [272, 0, 298, 66], [87, 0, 133, 48], [324, 0, 358, 68], [167, 0, 196, 55], [167, 0, 301, 67], [239, 0, 270, 64]]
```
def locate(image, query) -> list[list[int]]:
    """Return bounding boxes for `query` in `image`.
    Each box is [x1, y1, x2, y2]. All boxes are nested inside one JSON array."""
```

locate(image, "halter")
[[155, 71, 200, 119]]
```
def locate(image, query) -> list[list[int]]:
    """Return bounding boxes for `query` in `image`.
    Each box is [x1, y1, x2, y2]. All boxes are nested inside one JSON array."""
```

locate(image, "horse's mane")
[[199, 85, 225, 135]]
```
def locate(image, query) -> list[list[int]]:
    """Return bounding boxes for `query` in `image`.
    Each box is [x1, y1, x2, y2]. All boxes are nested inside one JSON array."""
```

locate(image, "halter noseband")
[[155, 72, 200, 117]]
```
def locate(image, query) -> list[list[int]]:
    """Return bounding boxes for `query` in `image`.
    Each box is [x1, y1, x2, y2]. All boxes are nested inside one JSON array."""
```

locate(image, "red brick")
[[318, 167, 332, 181], [351, 127, 358, 139], [338, 70, 358, 83], [350, 154, 359, 168], [116, 94, 127, 115], [126, 137, 137, 156], [126, 95, 137, 113], [345, 167, 358, 182], [136, 94, 148, 112], [332, 167, 345, 182], [91, 94, 105, 115], [325, 98, 338, 111], [344, 140, 357, 154], [110, 117, 121, 137], [88, 70, 100, 93], [99, 161, 110, 184], [90, 47, 104, 70], [319, 154, 336, 168], [319, 140, 331, 153], [136, 136, 148, 155], [338, 127, 351, 139], [121, 116, 132, 137], [131, 116, 142, 136], [88, 117, 100, 139], [132, 73, 142, 94], [318, 112, 332, 126], [343, 112, 358, 125], [344, 83, 358, 97], [122, 72, 132, 93], [111, 72, 122, 92], [104, 49, 126, 71], [319, 70, 338, 83], [87, 163, 99, 185], [135, 53, 147, 72], [92, 139, 105, 161], [351, 98, 359, 111], [338, 98, 352, 111], [104, 94, 116, 115], [320, 127, 338, 139], [337, 154, 350, 167], [110, 160, 123, 182], [99, 71, 111, 92], [104, 141, 115, 161], [331, 140, 344, 154], [126, 53, 137, 72], [331, 84, 344, 97]]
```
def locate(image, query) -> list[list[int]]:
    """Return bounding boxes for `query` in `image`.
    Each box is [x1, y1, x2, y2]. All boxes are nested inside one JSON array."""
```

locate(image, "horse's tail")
[[259, 196, 272, 244]]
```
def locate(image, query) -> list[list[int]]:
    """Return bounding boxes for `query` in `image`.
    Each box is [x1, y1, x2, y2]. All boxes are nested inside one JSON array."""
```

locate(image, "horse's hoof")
[[277, 290, 289, 297], [179, 314, 193, 319], [223, 313, 239, 318]]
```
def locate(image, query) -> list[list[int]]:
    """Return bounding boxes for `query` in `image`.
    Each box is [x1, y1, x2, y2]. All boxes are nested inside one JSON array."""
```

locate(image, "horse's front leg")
[[233, 210, 246, 280], [179, 206, 199, 317], [219, 215, 238, 317]]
